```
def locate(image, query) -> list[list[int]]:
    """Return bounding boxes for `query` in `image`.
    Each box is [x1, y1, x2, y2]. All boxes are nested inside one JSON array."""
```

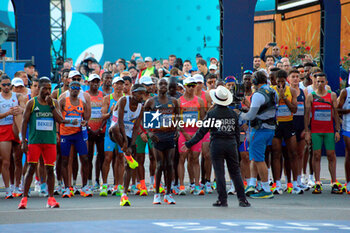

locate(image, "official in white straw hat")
[[182, 85, 250, 208]]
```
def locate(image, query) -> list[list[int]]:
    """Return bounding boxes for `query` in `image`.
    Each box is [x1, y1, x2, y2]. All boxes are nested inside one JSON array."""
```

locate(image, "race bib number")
[[124, 121, 134, 137], [36, 118, 54, 131], [91, 107, 102, 119], [1, 115, 13, 125], [314, 109, 331, 121], [277, 105, 291, 117], [65, 116, 81, 127], [295, 103, 304, 116], [182, 111, 198, 122]]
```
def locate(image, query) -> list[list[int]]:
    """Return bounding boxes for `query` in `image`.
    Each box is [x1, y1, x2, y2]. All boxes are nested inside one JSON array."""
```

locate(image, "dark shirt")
[[185, 104, 240, 148], [260, 47, 282, 62]]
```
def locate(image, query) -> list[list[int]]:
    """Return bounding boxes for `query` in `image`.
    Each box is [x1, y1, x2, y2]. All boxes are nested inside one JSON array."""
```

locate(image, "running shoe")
[[193, 186, 205, 196], [129, 185, 138, 195], [18, 197, 27, 209], [178, 185, 186, 195], [250, 191, 274, 199], [107, 185, 113, 194], [81, 186, 93, 197], [159, 185, 165, 194], [269, 178, 274, 186], [135, 184, 141, 195], [153, 194, 161, 204], [341, 183, 347, 193], [120, 195, 131, 206], [47, 197, 60, 208], [227, 185, 236, 195], [243, 180, 248, 189], [307, 177, 315, 189], [346, 185, 350, 195], [189, 184, 195, 194], [245, 185, 256, 196], [34, 180, 40, 192], [172, 186, 180, 195], [212, 181, 217, 190], [70, 187, 75, 196], [112, 185, 123, 196], [270, 183, 276, 192], [312, 184, 322, 194], [124, 155, 139, 169], [286, 183, 293, 194], [256, 182, 263, 193], [298, 183, 310, 191], [273, 186, 283, 195], [291, 186, 304, 194], [94, 183, 100, 192], [5, 191, 13, 199], [331, 183, 343, 194], [73, 186, 80, 195], [40, 183, 49, 197], [301, 174, 307, 185], [99, 185, 108, 196], [13, 187, 23, 197], [62, 188, 71, 198], [140, 188, 148, 196], [205, 182, 213, 194], [54, 185, 62, 195], [164, 194, 176, 204]]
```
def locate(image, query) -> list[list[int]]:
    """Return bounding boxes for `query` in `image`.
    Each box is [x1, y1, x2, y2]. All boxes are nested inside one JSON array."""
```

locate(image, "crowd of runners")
[[0, 50, 349, 210]]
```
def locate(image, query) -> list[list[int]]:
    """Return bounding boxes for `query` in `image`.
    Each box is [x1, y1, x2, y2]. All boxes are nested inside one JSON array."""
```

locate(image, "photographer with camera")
[[237, 71, 278, 199]]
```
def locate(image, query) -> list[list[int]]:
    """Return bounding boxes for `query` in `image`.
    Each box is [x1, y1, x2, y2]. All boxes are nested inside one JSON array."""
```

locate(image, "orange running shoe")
[[47, 197, 60, 208], [18, 197, 27, 209], [120, 195, 131, 206]]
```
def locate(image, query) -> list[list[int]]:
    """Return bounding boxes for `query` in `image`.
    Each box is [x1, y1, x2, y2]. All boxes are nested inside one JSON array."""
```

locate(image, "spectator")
[[174, 58, 183, 71], [253, 55, 261, 71], [195, 53, 203, 64], [63, 61, 71, 70], [276, 61, 283, 69], [14, 71, 29, 88], [142, 57, 158, 77], [265, 55, 275, 69], [24, 61, 35, 84], [283, 61, 292, 73], [210, 57, 218, 66], [197, 58, 210, 82], [209, 64, 217, 74], [92, 62, 101, 76], [260, 43, 282, 62], [128, 66, 139, 84], [168, 54, 176, 70], [182, 60, 192, 77], [162, 59, 170, 71]]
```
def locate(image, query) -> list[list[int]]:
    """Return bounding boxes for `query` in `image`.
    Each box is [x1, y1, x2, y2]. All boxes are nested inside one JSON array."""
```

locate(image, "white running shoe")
[[40, 183, 49, 197], [205, 182, 213, 194], [164, 194, 176, 204], [54, 185, 62, 195], [299, 183, 310, 191], [292, 186, 304, 194], [153, 194, 161, 204], [301, 174, 308, 185], [227, 185, 236, 195], [34, 181, 40, 192], [273, 186, 283, 195], [190, 184, 195, 194], [307, 178, 315, 189]]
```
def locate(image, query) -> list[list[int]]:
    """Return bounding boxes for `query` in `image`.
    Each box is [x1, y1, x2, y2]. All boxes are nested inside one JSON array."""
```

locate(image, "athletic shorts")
[[136, 134, 153, 154], [343, 130, 350, 138], [60, 131, 88, 156], [153, 140, 175, 151], [27, 144, 56, 166], [311, 133, 335, 151], [249, 128, 274, 162], [104, 131, 122, 153], [239, 138, 249, 152], [274, 121, 296, 139], [178, 131, 202, 153], [201, 132, 210, 143], [0, 124, 16, 142]]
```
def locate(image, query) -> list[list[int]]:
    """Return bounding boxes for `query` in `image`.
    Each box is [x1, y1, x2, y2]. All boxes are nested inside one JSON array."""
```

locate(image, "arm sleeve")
[[260, 48, 268, 62], [185, 113, 211, 148], [240, 93, 264, 121]]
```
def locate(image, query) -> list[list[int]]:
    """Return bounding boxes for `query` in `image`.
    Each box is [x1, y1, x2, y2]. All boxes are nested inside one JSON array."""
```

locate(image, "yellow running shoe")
[[120, 195, 131, 206], [124, 155, 138, 169], [140, 189, 148, 196]]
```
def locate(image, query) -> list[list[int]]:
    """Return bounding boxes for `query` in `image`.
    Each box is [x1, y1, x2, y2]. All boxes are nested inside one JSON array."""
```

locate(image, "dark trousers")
[[210, 138, 246, 203]]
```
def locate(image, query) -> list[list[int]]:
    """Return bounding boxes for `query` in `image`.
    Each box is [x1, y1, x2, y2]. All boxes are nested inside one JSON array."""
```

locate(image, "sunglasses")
[[72, 78, 81, 82], [1, 83, 11, 87], [243, 70, 253, 75], [186, 84, 197, 88], [71, 86, 81, 90]]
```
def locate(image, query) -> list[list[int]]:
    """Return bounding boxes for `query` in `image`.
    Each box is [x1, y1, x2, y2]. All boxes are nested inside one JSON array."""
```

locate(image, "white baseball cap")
[[144, 57, 153, 62], [139, 76, 154, 85], [112, 77, 125, 84], [68, 70, 81, 79], [209, 64, 217, 70], [88, 73, 101, 82], [193, 74, 204, 83], [183, 76, 197, 85], [11, 77, 24, 87]]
